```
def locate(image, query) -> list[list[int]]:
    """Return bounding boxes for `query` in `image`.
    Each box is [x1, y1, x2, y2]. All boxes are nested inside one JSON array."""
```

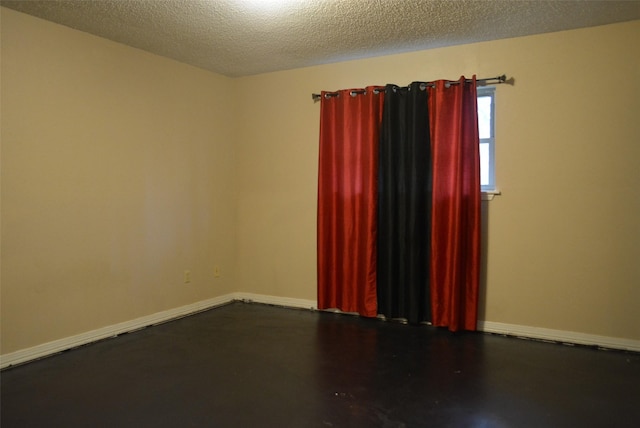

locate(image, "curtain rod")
[[312, 74, 508, 102]]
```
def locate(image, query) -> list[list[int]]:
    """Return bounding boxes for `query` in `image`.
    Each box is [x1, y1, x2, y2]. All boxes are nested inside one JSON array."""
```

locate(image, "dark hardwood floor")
[[2, 301, 639, 427]]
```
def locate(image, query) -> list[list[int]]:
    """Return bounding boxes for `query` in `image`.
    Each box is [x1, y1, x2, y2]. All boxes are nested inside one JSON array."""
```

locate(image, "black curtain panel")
[[377, 82, 432, 324]]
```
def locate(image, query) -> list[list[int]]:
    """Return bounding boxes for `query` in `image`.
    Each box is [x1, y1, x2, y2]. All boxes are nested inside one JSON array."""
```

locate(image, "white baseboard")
[[234, 292, 317, 310], [0, 293, 237, 369], [478, 320, 640, 353], [239, 294, 640, 352], [2, 293, 637, 369]]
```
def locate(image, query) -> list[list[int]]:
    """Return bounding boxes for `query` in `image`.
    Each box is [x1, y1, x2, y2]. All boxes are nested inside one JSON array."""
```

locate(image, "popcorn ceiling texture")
[[2, 0, 639, 77]]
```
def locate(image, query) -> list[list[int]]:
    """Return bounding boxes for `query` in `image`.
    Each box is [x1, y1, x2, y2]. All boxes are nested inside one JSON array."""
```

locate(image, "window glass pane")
[[479, 142, 489, 186], [477, 96, 492, 139]]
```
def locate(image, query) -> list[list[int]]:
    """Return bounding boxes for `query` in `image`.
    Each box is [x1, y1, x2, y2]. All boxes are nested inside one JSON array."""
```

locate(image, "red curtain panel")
[[317, 87, 385, 317], [428, 77, 481, 331]]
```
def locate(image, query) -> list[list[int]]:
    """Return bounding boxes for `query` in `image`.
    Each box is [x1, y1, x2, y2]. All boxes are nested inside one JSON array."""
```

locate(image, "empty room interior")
[[1, 1, 639, 427]]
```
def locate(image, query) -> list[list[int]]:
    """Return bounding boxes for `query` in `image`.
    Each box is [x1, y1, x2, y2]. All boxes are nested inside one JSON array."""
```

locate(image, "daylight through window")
[[477, 86, 495, 191]]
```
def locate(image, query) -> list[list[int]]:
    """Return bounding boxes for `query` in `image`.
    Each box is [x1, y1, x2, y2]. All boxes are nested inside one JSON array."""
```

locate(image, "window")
[[477, 86, 496, 192]]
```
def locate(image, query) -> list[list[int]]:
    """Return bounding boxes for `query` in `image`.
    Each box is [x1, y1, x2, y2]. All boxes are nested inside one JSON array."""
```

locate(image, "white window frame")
[[477, 86, 500, 199]]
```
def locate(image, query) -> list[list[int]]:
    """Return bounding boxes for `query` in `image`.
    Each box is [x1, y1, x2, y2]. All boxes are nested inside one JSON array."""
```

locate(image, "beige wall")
[[1, 8, 238, 353], [2, 6, 639, 356], [235, 20, 640, 341]]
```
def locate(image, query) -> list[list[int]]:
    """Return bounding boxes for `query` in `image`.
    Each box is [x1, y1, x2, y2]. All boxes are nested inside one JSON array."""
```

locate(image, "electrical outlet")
[[184, 270, 191, 283], [214, 265, 221, 278]]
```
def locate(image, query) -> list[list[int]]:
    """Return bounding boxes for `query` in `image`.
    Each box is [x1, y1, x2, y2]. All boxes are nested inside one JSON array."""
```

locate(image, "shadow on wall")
[[478, 201, 490, 321]]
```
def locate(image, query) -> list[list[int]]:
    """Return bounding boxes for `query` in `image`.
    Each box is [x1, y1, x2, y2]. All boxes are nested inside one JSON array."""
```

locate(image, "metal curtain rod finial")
[[312, 74, 510, 101]]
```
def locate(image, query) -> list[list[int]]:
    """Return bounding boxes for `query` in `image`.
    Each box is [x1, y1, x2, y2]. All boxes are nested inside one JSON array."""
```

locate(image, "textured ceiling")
[[2, 0, 639, 77]]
